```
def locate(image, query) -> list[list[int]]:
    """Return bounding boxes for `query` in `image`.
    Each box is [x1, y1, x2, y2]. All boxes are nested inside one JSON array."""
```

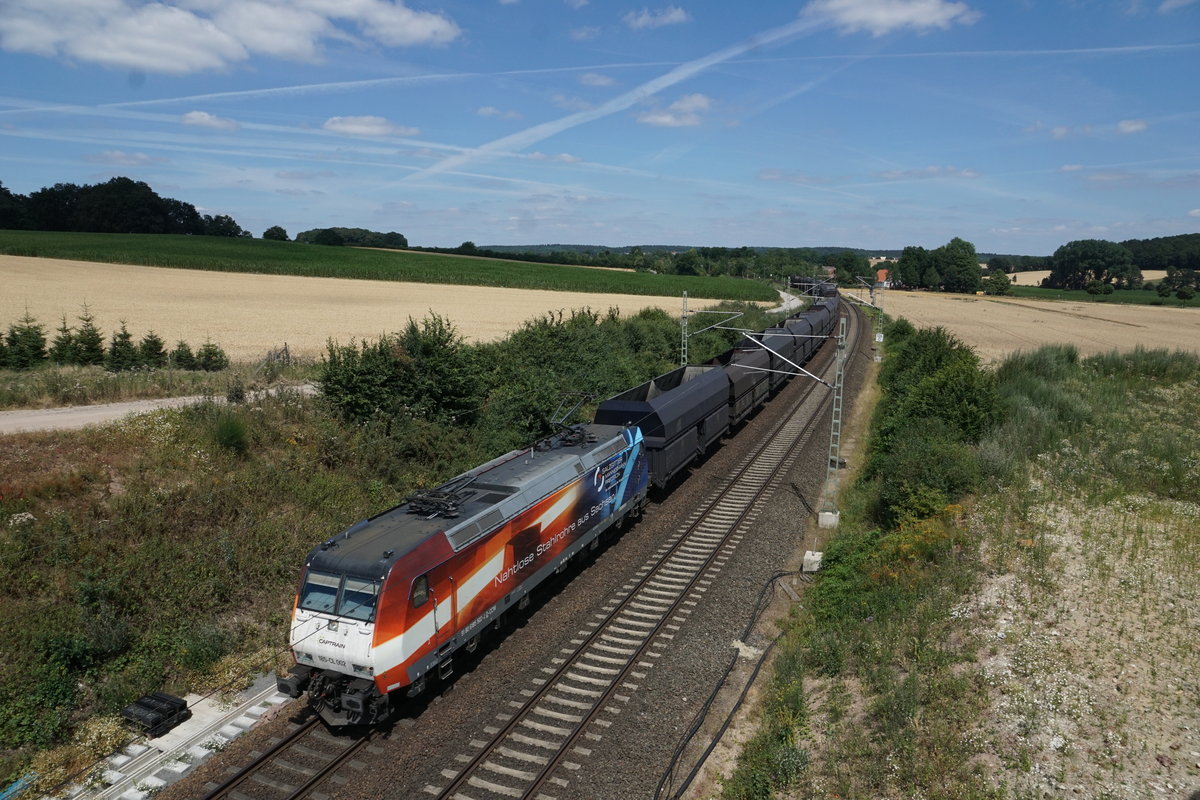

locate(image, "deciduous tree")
[[1047, 239, 1138, 289]]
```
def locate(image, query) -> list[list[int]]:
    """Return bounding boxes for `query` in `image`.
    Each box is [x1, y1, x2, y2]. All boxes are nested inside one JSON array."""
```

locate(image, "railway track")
[[425, 306, 860, 800], [199, 715, 372, 800]]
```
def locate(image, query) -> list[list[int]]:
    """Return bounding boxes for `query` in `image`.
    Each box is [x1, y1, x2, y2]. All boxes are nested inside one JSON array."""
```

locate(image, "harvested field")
[[1008, 268, 1167, 286], [867, 289, 1200, 362], [1, 256, 690, 361]]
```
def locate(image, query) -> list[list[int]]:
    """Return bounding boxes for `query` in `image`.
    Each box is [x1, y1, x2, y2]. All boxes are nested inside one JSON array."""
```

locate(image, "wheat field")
[[869, 289, 1200, 362], [1, 255, 691, 361]]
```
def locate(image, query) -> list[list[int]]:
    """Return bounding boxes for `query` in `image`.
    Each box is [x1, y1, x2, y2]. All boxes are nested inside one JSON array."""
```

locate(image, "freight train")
[[277, 291, 840, 726]]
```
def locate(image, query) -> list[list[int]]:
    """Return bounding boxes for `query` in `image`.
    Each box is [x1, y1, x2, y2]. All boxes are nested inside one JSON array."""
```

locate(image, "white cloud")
[[580, 72, 615, 87], [1159, 0, 1197, 10], [1188, 208, 1200, 217], [1116, 118, 1148, 134], [570, 25, 601, 40], [803, 0, 980, 36], [84, 150, 167, 166], [758, 168, 823, 184], [877, 165, 979, 180], [527, 152, 583, 162], [623, 6, 691, 30], [478, 105, 522, 119], [565, 0, 589, 7], [1050, 125, 1071, 140], [552, 93, 593, 112], [181, 110, 240, 130], [636, 93, 711, 126], [1058, 164, 1084, 172], [0, 0, 460, 75], [322, 115, 420, 136]]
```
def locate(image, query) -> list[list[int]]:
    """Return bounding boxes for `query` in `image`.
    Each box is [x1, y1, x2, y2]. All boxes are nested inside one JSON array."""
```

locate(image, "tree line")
[[890, 238, 986, 294], [420, 241, 846, 281], [0, 177, 249, 237], [1038, 235, 1199, 297], [0, 308, 229, 372]]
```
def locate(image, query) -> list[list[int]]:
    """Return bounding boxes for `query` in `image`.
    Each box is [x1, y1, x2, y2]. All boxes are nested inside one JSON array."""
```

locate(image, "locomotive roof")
[[305, 423, 632, 578]]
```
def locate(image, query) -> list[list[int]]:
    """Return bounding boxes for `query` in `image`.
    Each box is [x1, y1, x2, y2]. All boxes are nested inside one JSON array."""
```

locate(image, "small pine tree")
[[139, 331, 167, 368], [0, 334, 8, 369], [5, 310, 48, 370], [74, 305, 105, 366], [170, 341, 197, 370], [196, 340, 230, 372], [105, 322, 138, 372], [49, 315, 76, 365]]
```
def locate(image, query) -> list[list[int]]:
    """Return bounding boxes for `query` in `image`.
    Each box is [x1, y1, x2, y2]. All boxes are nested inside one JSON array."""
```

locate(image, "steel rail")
[[200, 715, 371, 800]]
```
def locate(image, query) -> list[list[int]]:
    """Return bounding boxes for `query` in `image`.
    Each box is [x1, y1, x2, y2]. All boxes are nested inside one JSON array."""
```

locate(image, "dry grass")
[[866, 290, 1200, 363], [1, 255, 689, 361]]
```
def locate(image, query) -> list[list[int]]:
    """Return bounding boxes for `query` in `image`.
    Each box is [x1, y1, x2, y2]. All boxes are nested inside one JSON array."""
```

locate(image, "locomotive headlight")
[[352, 663, 374, 675]]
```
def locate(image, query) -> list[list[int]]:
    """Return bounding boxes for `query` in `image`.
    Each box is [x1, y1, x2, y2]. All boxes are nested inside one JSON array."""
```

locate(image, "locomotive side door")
[[430, 577, 457, 651]]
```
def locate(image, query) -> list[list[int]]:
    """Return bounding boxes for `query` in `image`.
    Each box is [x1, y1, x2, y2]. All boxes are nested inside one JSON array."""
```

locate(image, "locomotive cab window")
[[299, 570, 340, 614], [411, 575, 429, 608], [340, 577, 379, 622]]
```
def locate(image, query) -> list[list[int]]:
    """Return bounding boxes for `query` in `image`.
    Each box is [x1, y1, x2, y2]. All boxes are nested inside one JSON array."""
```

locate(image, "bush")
[[212, 410, 249, 455], [875, 420, 979, 526], [321, 314, 479, 425]]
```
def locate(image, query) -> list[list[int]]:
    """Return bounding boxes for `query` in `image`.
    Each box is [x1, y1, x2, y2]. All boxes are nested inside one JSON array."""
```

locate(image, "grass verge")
[[1007, 284, 1199, 308], [0, 362, 316, 410]]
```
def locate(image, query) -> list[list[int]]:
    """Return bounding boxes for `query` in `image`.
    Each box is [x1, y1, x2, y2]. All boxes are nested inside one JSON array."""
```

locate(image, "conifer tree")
[[170, 340, 197, 370], [196, 339, 230, 372], [5, 310, 48, 370], [106, 322, 138, 372], [139, 331, 167, 368], [74, 305, 105, 366], [49, 315, 76, 364]]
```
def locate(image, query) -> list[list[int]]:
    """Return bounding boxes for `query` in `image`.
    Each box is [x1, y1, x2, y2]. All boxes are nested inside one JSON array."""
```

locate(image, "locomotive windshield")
[[299, 569, 379, 622]]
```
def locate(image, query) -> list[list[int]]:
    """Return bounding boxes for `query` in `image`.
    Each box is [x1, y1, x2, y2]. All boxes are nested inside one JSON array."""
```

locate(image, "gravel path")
[[0, 384, 316, 435]]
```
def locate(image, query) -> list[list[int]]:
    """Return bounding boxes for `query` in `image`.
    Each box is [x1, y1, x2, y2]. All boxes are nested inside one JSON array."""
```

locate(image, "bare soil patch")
[[876, 290, 1200, 362], [1, 255, 686, 361]]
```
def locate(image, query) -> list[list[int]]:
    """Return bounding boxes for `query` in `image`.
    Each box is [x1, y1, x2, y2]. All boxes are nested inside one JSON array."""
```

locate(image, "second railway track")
[[200, 715, 372, 800]]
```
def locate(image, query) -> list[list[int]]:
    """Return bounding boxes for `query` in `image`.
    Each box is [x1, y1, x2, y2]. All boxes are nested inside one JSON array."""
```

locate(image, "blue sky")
[[0, 0, 1196, 255]]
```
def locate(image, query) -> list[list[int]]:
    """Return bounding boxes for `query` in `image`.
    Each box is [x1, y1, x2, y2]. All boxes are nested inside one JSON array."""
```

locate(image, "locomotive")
[[278, 292, 840, 725]]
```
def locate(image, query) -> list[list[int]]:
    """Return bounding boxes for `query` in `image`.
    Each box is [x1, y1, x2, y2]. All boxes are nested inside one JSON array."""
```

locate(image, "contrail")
[[403, 15, 830, 182]]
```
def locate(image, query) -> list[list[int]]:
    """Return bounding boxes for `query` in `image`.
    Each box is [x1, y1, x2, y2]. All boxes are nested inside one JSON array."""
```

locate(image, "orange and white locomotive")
[[278, 424, 648, 725]]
